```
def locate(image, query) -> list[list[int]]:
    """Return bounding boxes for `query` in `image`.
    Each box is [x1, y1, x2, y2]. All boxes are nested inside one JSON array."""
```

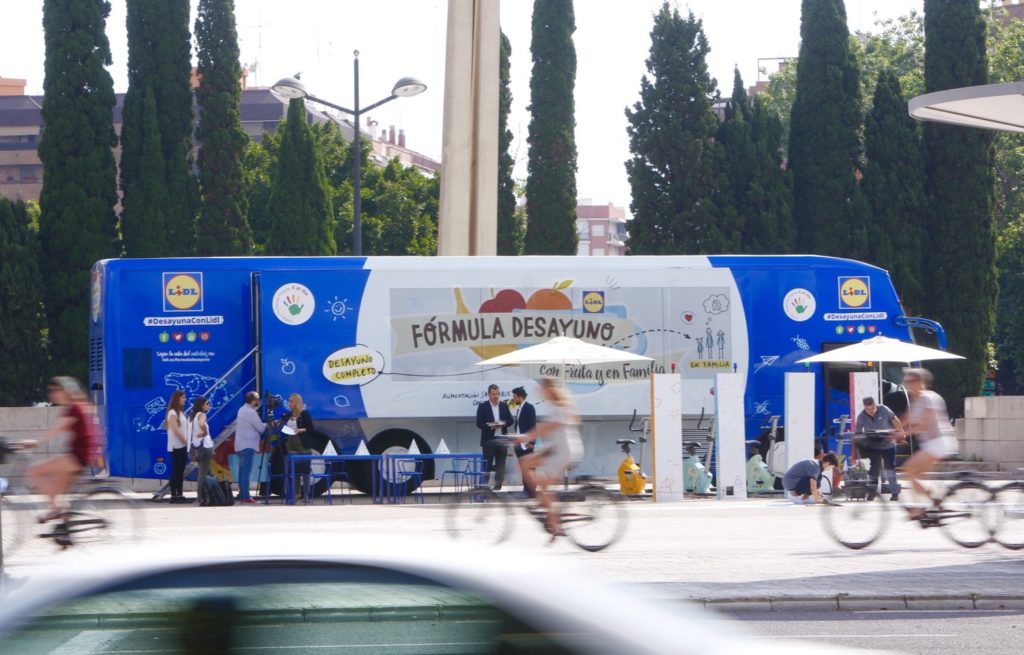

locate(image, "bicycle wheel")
[[61, 488, 145, 548], [562, 485, 627, 552], [446, 486, 512, 546], [992, 482, 1024, 550], [939, 482, 994, 549], [821, 497, 889, 550]]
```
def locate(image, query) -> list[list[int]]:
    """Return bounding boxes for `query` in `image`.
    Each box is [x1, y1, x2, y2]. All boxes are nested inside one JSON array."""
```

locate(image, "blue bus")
[[89, 255, 943, 488]]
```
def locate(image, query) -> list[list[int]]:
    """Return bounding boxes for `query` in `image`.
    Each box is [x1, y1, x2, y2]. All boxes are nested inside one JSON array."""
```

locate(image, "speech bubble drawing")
[[322, 345, 385, 386], [703, 293, 730, 315]]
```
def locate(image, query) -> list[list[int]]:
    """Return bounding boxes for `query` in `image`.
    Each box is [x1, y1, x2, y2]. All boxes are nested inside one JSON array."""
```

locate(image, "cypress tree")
[[861, 70, 926, 314], [718, 70, 794, 254], [497, 31, 522, 255], [523, 0, 578, 255], [120, 0, 194, 254], [922, 0, 994, 416], [38, 0, 119, 381], [788, 0, 868, 256], [0, 199, 49, 404], [265, 99, 335, 255], [121, 85, 169, 257], [194, 0, 252, 255], [625, 4, 736, 254]]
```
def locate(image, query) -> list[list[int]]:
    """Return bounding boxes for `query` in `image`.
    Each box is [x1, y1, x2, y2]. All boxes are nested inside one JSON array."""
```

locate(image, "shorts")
[[789, 476, 813, 496], [920, 435, 958, 458], [533, 445, 577, 481]]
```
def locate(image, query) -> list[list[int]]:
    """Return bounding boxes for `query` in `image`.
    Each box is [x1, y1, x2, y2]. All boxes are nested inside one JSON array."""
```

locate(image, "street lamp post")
[[272, 52, 426, 256]]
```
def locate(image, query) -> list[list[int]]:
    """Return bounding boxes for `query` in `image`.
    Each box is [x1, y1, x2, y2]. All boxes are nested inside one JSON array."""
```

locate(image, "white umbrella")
[[795, 335, 964, 365], [474, 335, 653, 368]]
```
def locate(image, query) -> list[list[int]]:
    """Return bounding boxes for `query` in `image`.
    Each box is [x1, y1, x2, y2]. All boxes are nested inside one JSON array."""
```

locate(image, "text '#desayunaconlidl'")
[[409, 315, 618, 350]]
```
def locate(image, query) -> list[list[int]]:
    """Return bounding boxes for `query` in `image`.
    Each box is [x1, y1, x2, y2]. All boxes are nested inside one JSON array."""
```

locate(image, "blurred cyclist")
[[27, 377, 101, 521], [900, 367, 957, 517], [515, 378, 583, 537]]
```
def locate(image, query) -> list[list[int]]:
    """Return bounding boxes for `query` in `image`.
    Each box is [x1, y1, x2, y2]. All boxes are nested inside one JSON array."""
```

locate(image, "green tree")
[[361, 160, 438, 256], [861, 70, 926, 315], [718, 69, 794, 254], [625, 4, 736, 254], [120, 0, 194, 254], [38, 0, 119, 381], [121, 85, 169, 257], [194, 0, 252, 255], [788, 0, 868, 257], [243, 130, 281, 252], [265, 99, 335, 255], [524, 0, 578, 255], [922, 0, 995, 416], [497, 31, 522, 255], [758, 57, 798, 154], [0, 199, 49, 404], [855, 12, 925, 109]]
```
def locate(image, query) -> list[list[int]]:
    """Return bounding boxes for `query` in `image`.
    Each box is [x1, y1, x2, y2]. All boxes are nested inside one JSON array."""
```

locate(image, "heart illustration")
[[172, 332, 184, 342], [199, 332, 210, 341], [683, 313, 694, 323]]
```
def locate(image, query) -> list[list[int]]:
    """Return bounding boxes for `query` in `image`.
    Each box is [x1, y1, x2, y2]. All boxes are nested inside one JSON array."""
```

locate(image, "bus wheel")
[[347, 429, 435, 496]]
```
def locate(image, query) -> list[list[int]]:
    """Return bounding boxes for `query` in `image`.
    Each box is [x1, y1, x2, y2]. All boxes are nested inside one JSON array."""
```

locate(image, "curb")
[[698, 594, 1024, 612]]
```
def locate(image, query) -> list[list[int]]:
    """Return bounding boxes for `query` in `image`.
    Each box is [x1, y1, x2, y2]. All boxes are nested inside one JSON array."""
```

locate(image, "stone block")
[[958, 418, 984, 440], [999, 461, 1024, 475], [1000, 440, 1024, 464], [965, 396, 988, 419], [984, 440, 1002, 463], [960, 439, 984, 460], [997, 396, 1024, 419], [998, 420, 1024, 441], [0, 407, 51, 430]]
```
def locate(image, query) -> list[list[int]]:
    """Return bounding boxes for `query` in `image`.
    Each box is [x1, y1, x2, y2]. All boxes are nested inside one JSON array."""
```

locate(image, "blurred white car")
[[0, 535, 894, 655]]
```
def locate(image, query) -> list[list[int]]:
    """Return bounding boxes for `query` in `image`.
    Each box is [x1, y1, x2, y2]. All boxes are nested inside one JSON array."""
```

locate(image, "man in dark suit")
[[509, 386, 537, 497], [476, 383, 513, 490]]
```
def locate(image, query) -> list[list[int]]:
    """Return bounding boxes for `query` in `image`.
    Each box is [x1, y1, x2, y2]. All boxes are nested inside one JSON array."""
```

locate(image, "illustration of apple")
[[480, 289, 526, 314], [526, 280, 573, 310]]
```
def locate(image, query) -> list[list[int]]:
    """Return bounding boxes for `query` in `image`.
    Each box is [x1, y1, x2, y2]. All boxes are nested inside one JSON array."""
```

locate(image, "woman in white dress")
[[515, 378, 584, 535]]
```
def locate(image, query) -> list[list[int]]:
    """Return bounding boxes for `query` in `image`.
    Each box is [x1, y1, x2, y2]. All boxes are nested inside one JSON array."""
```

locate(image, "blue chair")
[[392, 457, 425, 504], [304, 457, 351, 505], [439, 457, 471, 496], [461, 456, 490, 490]]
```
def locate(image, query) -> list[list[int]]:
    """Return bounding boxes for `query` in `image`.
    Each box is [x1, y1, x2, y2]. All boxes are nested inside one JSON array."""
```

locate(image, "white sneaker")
[[789, 494, 804, 505]]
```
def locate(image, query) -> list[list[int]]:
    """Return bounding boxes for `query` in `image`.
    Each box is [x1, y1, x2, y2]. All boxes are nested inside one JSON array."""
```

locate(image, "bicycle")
[[822, 433, 994, 549], [446, 477, 627, 552], [1, 439, 144, 554], [988, 470, 1024, 550]]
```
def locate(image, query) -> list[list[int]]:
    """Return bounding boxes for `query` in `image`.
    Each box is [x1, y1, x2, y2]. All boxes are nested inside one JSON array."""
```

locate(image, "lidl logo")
[[582, 291, 605, 314], [838, 276, 870, 309], [163, 273, 203, 312]]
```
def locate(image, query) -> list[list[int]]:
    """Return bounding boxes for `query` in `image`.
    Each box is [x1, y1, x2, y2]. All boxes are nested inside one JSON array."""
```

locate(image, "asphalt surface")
[[4, 487, 1024, 613]]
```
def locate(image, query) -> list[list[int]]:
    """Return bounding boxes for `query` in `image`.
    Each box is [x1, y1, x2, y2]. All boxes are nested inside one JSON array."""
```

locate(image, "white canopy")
[[909, 82, 1024, 133], [796, 335, 964, 365], [474, 335, 653, 367]]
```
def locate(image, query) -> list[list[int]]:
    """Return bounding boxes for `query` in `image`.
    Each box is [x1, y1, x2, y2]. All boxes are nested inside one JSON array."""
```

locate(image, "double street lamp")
[[272, 51, 427, 256]]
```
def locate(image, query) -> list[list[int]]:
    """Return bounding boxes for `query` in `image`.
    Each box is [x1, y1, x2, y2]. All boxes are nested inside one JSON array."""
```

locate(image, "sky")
[[0, 0, 924, 216]]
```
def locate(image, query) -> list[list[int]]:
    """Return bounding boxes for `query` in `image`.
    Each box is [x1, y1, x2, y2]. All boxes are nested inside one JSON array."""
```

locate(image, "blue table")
[[285, 454, 384, 505], [383, 452, 486, 503]]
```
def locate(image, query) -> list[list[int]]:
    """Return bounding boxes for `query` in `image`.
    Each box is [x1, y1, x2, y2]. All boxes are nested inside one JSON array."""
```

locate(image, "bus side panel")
[[102, 263, 255, 479]]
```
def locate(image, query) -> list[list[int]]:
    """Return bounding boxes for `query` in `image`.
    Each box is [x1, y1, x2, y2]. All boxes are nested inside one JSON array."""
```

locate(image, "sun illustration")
[[325, 296, 350, 321]]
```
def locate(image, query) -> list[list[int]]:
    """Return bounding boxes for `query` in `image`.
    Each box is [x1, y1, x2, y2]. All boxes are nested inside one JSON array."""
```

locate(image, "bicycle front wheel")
[[939, 482, 994, 549], [64, 489, 145, 548], [821, 497, 889, 550], [992, 482, 1024, 550], [446, 486, 513, 546], [562, 485, 627, 552]]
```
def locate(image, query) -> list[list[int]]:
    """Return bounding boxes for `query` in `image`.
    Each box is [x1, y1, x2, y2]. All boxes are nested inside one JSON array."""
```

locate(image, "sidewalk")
[[5, 493, 1024, 612]]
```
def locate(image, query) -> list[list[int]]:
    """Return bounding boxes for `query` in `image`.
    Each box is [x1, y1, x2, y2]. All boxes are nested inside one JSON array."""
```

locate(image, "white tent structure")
[[909, 82, 1024, 133]]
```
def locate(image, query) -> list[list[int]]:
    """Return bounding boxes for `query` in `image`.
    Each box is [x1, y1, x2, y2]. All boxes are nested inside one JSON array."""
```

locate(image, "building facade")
[[0, 76, 437, 203], [576, 200, 628, 256]]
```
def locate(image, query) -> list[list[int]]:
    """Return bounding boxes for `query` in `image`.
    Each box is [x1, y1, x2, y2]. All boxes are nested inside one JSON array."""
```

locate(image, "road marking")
[[50, 630, 131, 654]]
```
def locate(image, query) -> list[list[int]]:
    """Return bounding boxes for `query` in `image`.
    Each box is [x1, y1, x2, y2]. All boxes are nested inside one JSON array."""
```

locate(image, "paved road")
[[5, 493, 1024, 607], [719, 609, 1024, 655]]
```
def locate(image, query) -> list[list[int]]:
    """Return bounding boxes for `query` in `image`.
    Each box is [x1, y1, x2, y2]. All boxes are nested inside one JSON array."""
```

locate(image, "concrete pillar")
[[650, 374, 684, 502], [785, 372, 815, 469], [714, 373, 747, 499], [438, 0, 500, 255]]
